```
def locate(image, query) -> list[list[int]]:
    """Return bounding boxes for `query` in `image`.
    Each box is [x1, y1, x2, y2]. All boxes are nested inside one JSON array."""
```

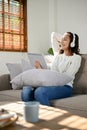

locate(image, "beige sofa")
[[0, 54, 87, 118]]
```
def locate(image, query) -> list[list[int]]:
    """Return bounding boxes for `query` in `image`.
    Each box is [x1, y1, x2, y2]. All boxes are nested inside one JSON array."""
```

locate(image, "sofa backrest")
[[73, 54, 87, 94], [0, 74, 12, 91]]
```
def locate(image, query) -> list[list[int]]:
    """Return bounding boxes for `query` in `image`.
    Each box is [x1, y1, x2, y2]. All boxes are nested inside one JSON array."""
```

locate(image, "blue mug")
[[24, 101, 39, 122]]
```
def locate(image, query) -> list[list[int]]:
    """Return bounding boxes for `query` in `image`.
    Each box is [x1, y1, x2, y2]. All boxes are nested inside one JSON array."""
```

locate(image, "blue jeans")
[[21, 86, 35, 101], [21, 85, 72, 106]]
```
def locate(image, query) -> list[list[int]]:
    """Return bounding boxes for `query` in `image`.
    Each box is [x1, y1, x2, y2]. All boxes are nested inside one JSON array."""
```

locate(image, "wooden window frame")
[[0, 0, 27, 52]]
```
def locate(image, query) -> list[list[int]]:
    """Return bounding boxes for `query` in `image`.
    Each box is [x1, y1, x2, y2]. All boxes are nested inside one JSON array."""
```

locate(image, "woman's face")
[[60, 33, 71, 51]]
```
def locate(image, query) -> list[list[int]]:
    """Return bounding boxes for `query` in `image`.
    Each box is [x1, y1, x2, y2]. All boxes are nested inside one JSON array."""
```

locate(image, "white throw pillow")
[[11, 69, 72, 90], [21, 59, 33, 72], [6, 63, 22, 89], [6, 63, 22, 79]]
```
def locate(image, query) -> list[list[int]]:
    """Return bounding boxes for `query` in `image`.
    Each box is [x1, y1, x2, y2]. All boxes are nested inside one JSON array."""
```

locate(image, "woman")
[[21, 32, 81, 106]]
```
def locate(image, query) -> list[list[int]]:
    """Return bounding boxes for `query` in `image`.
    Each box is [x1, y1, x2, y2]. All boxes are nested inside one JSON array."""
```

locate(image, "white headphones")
[[70, 34, 75, 48]]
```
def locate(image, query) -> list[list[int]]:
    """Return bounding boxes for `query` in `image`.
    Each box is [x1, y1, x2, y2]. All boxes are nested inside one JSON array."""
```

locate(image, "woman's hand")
[[34, 60, 42, 69]]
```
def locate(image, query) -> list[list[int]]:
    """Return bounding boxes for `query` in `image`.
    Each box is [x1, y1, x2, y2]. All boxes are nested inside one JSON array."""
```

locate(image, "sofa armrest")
[[0, 74, 12, 91]]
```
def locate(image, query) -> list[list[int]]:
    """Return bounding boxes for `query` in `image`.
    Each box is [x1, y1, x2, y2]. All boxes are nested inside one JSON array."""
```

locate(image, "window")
[[0, 0, 27, 52]]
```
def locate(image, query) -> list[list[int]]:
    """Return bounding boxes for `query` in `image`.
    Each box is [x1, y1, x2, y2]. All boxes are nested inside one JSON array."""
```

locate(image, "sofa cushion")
[[0, 90, 21, 101], [0, 74, 12, 91], [51, 95, 87, 113], [73, 54, 87, 94]]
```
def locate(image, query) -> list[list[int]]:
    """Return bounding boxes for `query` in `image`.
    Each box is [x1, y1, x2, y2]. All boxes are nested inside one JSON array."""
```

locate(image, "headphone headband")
[[70, 34, 75, 48]]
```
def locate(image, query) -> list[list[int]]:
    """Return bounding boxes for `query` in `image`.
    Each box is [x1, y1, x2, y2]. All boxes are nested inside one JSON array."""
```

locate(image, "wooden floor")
[[0, 101, 87, 130]]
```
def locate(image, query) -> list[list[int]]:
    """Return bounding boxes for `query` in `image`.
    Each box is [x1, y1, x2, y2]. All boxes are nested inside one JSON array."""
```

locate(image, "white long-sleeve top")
[[51, 53, 81, 87]]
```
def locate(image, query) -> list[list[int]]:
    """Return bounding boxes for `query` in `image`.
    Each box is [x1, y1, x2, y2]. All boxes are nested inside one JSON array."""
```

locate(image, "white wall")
[[28, 0, 87, 54], [27, 0, 49, 54], [57, 0, 87, 54], [0, 0, 87, 74]]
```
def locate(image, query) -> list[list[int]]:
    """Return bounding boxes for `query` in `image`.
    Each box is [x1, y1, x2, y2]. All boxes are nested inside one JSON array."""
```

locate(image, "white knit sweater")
[[51, 53, 81, 87]]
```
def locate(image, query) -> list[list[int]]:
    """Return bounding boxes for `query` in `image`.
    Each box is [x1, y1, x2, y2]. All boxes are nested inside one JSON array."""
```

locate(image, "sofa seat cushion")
[[0, 90, 21, 101], [51, 95, 87, 112]]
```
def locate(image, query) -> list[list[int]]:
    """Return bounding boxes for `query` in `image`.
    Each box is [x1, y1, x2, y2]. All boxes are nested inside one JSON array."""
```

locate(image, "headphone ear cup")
[[70, 42, 75, 48]]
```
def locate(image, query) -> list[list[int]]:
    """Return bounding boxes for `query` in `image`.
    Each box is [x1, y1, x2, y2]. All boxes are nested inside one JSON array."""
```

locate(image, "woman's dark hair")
[[59, 32, 80, 54], [67, 32, 80, 54]]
